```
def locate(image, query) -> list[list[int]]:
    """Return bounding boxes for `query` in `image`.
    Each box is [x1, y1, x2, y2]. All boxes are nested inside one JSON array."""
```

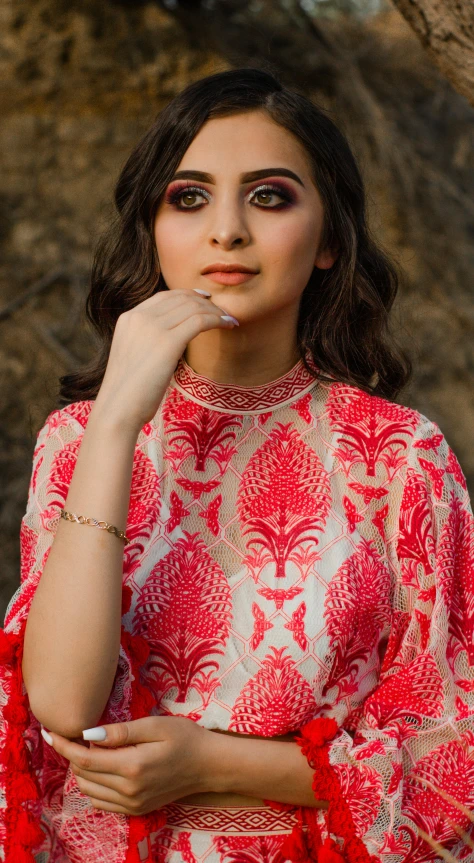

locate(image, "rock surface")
[[1, 0, 473, 615]]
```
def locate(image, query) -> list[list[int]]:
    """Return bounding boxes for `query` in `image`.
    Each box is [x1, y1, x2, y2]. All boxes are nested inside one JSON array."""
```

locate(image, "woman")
[[1, 67, 473, 863]]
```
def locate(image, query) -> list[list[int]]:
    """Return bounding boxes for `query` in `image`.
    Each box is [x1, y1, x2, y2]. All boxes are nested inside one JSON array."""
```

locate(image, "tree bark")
[[390, 0, 474, 108]]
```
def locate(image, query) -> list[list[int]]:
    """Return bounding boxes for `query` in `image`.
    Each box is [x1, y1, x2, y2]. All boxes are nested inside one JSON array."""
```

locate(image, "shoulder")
[[325, 379, 438, 442], [324, 380, 468, 487], [37, 400, 96, 441]]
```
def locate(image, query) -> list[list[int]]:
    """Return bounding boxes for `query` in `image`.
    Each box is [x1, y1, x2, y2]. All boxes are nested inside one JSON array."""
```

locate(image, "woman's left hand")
[[42, 716, 213, 815]]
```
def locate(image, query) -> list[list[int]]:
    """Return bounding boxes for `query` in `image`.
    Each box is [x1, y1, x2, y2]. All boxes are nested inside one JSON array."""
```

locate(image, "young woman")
[[1, 67, 473, 863]]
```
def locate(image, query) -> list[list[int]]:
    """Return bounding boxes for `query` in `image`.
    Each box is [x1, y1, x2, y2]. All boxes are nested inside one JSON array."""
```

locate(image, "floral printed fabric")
[[1, 351, 473, 862]]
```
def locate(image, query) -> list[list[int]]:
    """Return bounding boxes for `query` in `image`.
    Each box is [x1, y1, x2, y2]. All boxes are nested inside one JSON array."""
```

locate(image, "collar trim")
[[170, 353, 319, 414]]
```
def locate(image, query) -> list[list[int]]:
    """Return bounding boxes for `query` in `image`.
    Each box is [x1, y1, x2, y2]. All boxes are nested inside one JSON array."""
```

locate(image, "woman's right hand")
[[93, 288, 239, 432]]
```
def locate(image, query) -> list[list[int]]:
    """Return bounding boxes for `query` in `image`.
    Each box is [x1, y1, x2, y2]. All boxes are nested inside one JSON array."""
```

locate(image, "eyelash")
[[165, 183, 293, 211]]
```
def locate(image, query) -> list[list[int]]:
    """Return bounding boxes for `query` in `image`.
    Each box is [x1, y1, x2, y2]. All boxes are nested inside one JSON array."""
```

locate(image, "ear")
[[314, 247, 338, 270]]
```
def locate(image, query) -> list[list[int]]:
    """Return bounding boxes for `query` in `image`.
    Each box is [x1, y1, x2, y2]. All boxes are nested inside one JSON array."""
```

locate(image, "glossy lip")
[[204, 272, 256, 285], [201, 263, 258, 274]]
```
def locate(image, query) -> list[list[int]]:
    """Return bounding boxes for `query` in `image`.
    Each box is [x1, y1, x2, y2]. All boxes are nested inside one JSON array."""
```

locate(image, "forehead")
[[176, 110, 313, 179]]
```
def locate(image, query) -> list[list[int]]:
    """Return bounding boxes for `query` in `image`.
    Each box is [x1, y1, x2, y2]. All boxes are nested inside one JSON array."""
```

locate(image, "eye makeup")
[[164, 180, 297, 211]]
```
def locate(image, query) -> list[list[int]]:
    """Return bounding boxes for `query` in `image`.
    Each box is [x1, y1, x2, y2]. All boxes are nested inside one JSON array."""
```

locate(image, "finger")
[[43, 730, 125, 774], [141, 291, 202, 316], [74, 774, 133, 809], [171, 311, 239, 344], [87, 796, 132, 815], [72, 766, 126, 794], [81, 717, 162, 748], [161, 299, 232, 331], [128, 288, 212, 315]]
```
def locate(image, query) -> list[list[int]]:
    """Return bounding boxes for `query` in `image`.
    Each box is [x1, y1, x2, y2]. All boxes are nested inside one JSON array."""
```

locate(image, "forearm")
[[22, 403, 139, 738], [208, 733, 328, 809]]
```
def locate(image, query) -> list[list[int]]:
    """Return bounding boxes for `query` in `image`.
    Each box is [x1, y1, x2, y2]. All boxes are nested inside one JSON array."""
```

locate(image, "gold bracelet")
[[60, 509, 131, 545]]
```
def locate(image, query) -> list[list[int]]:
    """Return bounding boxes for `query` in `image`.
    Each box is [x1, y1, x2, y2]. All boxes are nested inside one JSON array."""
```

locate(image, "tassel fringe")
[[0, 623, 45, 862], [121, 586, 167, 862], [267, 718, 379, 863], [0, 583, 167, 863]]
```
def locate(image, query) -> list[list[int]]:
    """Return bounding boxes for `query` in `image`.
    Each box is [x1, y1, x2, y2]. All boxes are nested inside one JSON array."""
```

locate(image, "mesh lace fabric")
[[1, 350, 474, 863]]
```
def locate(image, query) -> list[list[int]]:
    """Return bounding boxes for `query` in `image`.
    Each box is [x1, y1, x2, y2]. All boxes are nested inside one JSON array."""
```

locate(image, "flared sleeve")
[[4, 404, 93, 630], [0, 405, 88, 862], [0, 404, 139, 862], [0, 403, 167, 863], [289, 416, 474, 863]]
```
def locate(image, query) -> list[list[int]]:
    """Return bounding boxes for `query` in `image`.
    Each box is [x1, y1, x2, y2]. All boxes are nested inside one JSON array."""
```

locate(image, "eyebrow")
[[170, 168, 305, 188]]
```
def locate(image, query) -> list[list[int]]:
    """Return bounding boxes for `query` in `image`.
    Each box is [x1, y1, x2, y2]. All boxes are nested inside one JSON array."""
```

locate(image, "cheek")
[[154, 220, 176, 251], [154, 219, 199, 276], [264, 219, 318, 269]]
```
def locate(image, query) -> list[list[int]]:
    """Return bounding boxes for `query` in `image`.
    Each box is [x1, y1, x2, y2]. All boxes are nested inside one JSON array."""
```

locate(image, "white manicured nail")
[[41, 727, 53, 745], [193, 288, 212, 297], [221, 315, 239, 326], [82, 726, 107, 741]]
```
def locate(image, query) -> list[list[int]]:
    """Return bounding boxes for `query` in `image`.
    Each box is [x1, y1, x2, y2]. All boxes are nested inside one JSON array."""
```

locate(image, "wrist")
[[88, 398, 142, 440], [201, 730, 238, 794]]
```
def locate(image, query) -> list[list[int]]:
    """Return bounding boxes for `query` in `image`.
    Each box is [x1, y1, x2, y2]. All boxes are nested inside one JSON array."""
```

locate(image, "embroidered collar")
[[170, 352, 319, 414]]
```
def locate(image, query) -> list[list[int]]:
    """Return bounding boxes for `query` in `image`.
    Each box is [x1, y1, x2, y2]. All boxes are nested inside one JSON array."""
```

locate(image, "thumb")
[[82, 717, 159, 747]]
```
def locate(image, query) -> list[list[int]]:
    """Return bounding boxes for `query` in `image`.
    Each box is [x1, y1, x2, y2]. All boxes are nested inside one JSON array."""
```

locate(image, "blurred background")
[[1, 0, 473, 619]]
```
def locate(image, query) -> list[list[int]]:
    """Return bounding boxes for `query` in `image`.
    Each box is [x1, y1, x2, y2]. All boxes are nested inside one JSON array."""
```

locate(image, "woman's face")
[[153, 109, 336, 325]]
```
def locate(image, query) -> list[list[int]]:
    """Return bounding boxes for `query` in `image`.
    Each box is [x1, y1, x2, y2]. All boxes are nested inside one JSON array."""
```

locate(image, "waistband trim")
[[162, 802, 299, 834]]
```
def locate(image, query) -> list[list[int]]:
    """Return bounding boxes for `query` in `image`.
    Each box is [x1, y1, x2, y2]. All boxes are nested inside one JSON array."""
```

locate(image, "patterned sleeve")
[[293, 416, 474, 863], [0, 403, 140, 862], [5, 405, 88, 630], [4, 401, 135, 712]]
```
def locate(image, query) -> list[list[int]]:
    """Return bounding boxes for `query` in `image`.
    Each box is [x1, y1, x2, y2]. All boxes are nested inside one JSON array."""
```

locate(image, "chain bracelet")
[[60, 508, 131, 545]]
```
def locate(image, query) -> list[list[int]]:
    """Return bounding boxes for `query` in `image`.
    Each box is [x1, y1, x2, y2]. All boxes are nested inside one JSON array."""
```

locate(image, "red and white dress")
[[1, 352, 474, 863]]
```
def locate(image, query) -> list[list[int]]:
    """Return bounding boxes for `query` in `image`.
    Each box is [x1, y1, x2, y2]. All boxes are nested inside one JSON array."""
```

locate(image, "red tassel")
[[300, 718, 338, 748], [124, 845, 142, 863], [137, 685, 155, 714], [8, 846, 36, 863], [3, 700, 30, 726], [342, 836, 379, 863], [16, 808, 45, 847], [293, 719, 375, 863], [145, 809, 167, 834], [125, 816, 149, 863], [130, 635, 150, 665], [0, 630, 18, 664], [121, 630, 148, 663], [318, 839, 345, 863], [281, 825, 311, 863], [120, 620, 168, 863], [9, 772, 39, 800], [5, 741, 30, 771], [303, 807, 323, 860], [263, 798, 297, 812], [1, 620, 44, 863], [121, 585, 133, 616], [146, 834, 153, 862]]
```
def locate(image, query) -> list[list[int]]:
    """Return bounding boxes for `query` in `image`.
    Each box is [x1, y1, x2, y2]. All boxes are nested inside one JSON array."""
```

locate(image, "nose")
[[207, 194, 250, 249]]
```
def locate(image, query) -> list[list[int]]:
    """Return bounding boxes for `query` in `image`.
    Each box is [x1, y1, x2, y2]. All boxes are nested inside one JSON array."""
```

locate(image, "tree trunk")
[[390, 0, 474, 108]]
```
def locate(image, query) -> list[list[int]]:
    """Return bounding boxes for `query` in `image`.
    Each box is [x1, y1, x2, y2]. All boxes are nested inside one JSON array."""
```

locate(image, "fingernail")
[[41, 727, 53, 746], [82, 726, 107, 741], [193, 288, 212, 297], [221, 315, 239, 326]]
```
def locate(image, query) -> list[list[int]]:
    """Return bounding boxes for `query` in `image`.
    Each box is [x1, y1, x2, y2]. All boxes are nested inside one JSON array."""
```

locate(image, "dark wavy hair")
[[58, 65, 412, 406]]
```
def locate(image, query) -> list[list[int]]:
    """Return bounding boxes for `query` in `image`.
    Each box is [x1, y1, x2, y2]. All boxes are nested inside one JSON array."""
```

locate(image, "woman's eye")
[[166, 183, 292, 211], [169, 187, 208, 209], [249, 185, 291, 207]]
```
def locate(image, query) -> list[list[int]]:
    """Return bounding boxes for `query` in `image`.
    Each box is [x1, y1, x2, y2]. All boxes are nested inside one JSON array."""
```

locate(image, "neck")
[[183, 319, 301, 388]]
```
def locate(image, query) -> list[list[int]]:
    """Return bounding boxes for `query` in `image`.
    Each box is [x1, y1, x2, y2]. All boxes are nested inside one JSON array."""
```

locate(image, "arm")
[[280, 417, 474, 862], [20, 401, 140, 738], [204, 733, 329, 809]]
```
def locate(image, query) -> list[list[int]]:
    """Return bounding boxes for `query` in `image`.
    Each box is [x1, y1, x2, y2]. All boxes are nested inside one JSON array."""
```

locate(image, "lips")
[[201, 264, 258, 274], [203, 271, 256, 285]]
